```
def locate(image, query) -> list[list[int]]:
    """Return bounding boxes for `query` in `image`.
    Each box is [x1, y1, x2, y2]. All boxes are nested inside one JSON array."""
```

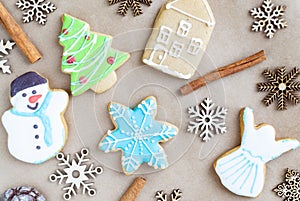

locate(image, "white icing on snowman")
[[2, 72, 69, 164]]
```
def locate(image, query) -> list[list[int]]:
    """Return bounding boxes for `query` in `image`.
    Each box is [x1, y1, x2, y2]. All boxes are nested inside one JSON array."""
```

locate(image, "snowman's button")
[[35, 135, 39, 139], [33, 124, 38, 129], [36, 146, 41, 150]]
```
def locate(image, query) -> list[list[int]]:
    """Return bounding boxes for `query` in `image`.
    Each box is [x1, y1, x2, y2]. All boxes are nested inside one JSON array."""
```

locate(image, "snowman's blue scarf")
[[10, 92, 53, 147]]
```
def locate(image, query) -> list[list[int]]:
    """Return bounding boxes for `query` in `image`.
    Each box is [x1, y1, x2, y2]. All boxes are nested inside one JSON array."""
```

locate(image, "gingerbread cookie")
[[99, 96, 178, 175], [214, 107, 300, 197], [59, 14, 130, 96], [143, 0, 215, 79], [2, 71, 69, 164]]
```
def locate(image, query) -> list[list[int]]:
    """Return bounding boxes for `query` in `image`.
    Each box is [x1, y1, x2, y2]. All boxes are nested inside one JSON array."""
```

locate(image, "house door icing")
[[146, 44, 168, 68]]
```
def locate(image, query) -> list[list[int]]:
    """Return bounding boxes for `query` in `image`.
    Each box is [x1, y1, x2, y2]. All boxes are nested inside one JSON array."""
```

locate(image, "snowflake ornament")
[[0, 40, 15, 74], [49, 148, 103, 200], [187, 98, 227, 142], [250, 0, 287, 39], [273, 168, 300, 201], [99, 96, 178, 175], [108, 0, 152, 16], [257, 67, 300, 110], [155, 189, 183, 201], [16, 0, 56, 25]]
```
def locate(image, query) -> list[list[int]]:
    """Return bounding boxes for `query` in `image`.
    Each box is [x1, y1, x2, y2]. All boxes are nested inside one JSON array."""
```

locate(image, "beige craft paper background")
[[0, 0, 299, 200]]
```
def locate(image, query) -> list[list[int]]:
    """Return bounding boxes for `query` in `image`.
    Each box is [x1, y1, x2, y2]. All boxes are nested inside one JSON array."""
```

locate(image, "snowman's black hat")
[[10, 72, 47, 97]]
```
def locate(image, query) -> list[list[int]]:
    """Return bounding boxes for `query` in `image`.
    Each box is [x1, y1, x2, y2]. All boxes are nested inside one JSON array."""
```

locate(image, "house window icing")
[[177, 20, 192, 37], [157, 25, 172, 45], [169, 41, 184, 58], [187, 38, 203, 55]]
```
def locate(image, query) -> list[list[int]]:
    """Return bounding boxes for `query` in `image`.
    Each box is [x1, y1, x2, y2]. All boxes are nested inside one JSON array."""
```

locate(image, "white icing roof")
[[166, 0, 216, 27]]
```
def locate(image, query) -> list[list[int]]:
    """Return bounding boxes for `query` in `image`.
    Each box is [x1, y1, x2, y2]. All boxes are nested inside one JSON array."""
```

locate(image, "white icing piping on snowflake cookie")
[[99, 96, 178, 175]]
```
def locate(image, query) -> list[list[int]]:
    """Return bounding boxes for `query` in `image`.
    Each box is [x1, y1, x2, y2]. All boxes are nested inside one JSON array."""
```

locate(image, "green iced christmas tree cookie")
[[59, 14, 130, 96]]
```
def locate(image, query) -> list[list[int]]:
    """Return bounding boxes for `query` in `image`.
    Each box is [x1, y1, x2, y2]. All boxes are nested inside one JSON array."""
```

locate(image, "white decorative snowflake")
[[0, 40, 15, 74], [16, 0, 56, 25], [187, 98, 227, 142], [99, 96, 178, 175], [49, 148, 103, 200], [250, 0, 287, 39], [155, 189, 182, 201]]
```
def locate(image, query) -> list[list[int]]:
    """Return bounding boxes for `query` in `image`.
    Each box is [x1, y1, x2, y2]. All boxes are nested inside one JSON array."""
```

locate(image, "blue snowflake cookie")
[[99, 96, 178, 175]]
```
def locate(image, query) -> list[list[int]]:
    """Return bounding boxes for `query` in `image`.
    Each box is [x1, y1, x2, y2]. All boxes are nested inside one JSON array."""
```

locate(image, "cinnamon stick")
[[0, 2, 42, 63], [180, 50, 266, 95], [120, 177, 146, 201]]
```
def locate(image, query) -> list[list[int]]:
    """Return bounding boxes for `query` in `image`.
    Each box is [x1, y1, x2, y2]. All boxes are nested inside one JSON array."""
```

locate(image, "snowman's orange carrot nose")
[[29, 95, 42, 103]]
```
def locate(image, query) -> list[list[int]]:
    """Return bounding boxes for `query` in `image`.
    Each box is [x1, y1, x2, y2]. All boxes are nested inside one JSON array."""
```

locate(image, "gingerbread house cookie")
[[143, 0, 215, 79]]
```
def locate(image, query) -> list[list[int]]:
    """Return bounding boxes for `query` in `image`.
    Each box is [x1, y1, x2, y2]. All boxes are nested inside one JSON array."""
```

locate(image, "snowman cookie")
[[2, 71, 69, 164]]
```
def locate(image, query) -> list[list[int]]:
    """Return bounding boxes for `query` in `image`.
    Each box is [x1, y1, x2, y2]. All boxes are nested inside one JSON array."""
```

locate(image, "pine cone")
[[1, 186, 46, 201]]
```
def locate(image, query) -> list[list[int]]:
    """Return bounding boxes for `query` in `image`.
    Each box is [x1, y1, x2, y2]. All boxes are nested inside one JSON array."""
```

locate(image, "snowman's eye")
[[22, 93, 27, 97], [32, 90, 37, 94]]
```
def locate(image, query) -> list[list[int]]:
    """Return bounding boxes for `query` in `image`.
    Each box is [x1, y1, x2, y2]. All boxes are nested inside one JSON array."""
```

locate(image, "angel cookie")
[[214, 107, 300, 197], [2, 72, 69, 164], [143, 0, 215, 79], [59, 14, 130, 96], [99, 96, 178, 175]]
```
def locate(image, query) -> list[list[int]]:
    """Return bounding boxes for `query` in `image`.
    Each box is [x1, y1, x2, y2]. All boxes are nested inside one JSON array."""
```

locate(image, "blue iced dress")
[[214, 107, 300, 197]]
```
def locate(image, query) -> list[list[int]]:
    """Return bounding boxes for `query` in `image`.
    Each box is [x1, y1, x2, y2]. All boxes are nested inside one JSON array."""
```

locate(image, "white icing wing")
[[267, 139, 300, 162]]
